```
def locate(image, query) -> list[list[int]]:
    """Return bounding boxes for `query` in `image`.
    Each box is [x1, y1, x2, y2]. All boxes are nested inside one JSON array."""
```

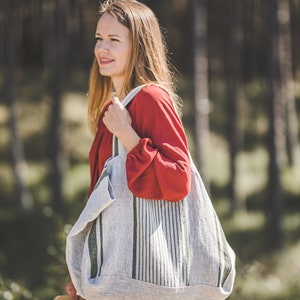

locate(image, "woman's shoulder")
[[135, 84, 172, 105]]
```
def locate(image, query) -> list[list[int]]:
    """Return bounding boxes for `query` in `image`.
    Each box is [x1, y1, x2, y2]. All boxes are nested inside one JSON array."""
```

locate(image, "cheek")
[[94, 41, 102, 57], [94, 44, 98, 56], [123, 46, 131, 66]]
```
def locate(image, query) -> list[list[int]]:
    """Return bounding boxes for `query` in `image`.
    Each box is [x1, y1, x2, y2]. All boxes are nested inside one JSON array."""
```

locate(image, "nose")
[[94, 40, 109, 55]]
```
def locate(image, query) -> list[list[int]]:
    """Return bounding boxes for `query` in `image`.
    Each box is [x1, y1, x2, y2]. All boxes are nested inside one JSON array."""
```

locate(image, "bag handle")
[[120, 85, 146, 107], [112, 85, 146, 157]]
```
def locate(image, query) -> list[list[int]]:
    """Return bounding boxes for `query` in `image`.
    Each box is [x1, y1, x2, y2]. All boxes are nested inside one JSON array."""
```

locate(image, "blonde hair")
[[88, 0, 180, 134]]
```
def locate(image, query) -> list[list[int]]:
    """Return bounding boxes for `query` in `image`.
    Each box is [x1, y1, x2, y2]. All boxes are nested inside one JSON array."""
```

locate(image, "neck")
[[112, 78, 125, 99]]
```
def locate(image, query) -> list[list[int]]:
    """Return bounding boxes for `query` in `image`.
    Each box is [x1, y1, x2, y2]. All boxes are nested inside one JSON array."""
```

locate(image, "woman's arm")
[[102, 85, 191, 202], [126, 86, 191, 202]]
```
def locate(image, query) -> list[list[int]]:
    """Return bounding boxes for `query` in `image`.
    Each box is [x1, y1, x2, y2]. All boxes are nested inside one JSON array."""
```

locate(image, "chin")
[[97, 66, 108, 76], [100, 71, 113, 77]]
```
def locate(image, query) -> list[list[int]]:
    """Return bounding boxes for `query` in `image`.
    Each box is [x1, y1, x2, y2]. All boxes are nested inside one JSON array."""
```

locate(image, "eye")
[[111, 38, 120, 42], [95, 37, 102, 41]]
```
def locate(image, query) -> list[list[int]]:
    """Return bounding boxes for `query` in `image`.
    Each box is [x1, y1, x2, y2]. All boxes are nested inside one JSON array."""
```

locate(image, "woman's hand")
[[103, 96, 140, 151], [103, 96, 132, 136], [64, 279, 78, 300]]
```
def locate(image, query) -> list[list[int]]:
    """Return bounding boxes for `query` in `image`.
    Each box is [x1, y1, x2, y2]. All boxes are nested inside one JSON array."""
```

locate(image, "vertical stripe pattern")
[[88, 218, 98, 278], [132, 197, 190, 287], [88, 213, 104, 279]]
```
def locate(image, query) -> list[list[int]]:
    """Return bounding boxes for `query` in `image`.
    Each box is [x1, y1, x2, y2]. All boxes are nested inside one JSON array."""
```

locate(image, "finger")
[[112, 96, 123, 108], [112, 96, 120, 104]]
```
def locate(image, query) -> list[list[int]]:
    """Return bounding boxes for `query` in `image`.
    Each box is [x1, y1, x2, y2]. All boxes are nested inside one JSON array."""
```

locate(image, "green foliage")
[[0, 276, 35, 300], [225, 213, 300, 300], [0, 210, 69, 300]]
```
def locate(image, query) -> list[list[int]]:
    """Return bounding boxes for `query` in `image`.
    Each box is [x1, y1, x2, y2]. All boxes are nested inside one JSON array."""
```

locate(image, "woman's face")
[[94, 13, 131, 89]]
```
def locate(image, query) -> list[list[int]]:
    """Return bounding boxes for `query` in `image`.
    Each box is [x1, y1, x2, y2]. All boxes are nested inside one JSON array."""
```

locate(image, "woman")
[[65, 1, 235, 299], [66, 0, 191, 298]]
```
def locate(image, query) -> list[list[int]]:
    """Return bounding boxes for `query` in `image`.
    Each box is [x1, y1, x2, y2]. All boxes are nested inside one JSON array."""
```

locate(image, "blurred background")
[[0, 0, 299, 299]]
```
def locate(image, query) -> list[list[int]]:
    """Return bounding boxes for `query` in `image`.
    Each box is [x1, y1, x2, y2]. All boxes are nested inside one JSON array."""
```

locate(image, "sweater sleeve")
[[126, 86, 191, 202]]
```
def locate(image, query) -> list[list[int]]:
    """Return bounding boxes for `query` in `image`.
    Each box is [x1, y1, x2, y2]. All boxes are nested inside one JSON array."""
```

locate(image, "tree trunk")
[[193, 0, 210, 186], [289, 0, 299, 76], [3, 0, 33, 213], [47, 0, 67, 212], [267, 0, 285, 250], [278, 0, 298, 167], [225, 0, 244, 213]]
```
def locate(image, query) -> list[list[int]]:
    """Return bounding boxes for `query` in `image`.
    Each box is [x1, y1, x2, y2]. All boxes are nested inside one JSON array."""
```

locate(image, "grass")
[[228, 221, 300, 300]]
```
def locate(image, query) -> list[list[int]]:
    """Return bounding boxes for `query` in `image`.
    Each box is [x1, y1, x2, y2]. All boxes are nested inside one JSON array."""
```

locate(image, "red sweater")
[[88, 85, 191, 202]]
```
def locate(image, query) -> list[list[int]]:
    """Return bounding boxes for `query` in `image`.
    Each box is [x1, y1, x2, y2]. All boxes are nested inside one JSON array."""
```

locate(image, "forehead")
[[96, 13, 129, 36]]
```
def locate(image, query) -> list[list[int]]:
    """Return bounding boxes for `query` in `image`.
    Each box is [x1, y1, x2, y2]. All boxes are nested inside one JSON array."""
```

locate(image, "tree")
[[193, 0, 210, 185], [267, 0, 285, 250], [225, 0, 244, 213], [3, 0, 33, 213], [47, 0, 67, 212], [278, 0, 299, 167]]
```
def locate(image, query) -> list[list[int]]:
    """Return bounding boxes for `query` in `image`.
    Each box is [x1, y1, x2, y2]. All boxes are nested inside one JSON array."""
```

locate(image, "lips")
[[99, 57, 114, 65]]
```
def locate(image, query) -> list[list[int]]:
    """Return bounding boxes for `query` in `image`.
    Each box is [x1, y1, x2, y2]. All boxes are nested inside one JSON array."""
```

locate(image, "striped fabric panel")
[[88, 215, 103, 279], [97, 214, 103, 276], [87, 164, 109, 280], [132, 197, 190, 287], [215, 213, 233, 287], [88, 218, 98, 279], [88, 136, 118, 280]]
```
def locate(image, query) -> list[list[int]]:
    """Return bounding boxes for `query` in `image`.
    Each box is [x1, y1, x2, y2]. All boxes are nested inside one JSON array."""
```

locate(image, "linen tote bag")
[[66, 85, 236, 300]]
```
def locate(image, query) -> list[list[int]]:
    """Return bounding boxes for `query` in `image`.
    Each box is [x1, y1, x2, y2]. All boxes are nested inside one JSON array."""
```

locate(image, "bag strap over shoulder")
[[112, 85, 146, 157], [121, 85, 146, 107]]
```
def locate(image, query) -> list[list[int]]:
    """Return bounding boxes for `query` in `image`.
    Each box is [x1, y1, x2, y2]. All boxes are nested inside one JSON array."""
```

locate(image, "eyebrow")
[[95, 33, 122, 38]]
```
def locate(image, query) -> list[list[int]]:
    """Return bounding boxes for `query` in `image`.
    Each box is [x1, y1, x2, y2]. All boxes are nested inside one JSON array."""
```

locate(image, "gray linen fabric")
[[66, 86, 236, 299]]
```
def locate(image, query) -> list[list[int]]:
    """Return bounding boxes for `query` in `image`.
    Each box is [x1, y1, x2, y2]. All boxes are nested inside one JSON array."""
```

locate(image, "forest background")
[[0, 0, 300, 299]]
